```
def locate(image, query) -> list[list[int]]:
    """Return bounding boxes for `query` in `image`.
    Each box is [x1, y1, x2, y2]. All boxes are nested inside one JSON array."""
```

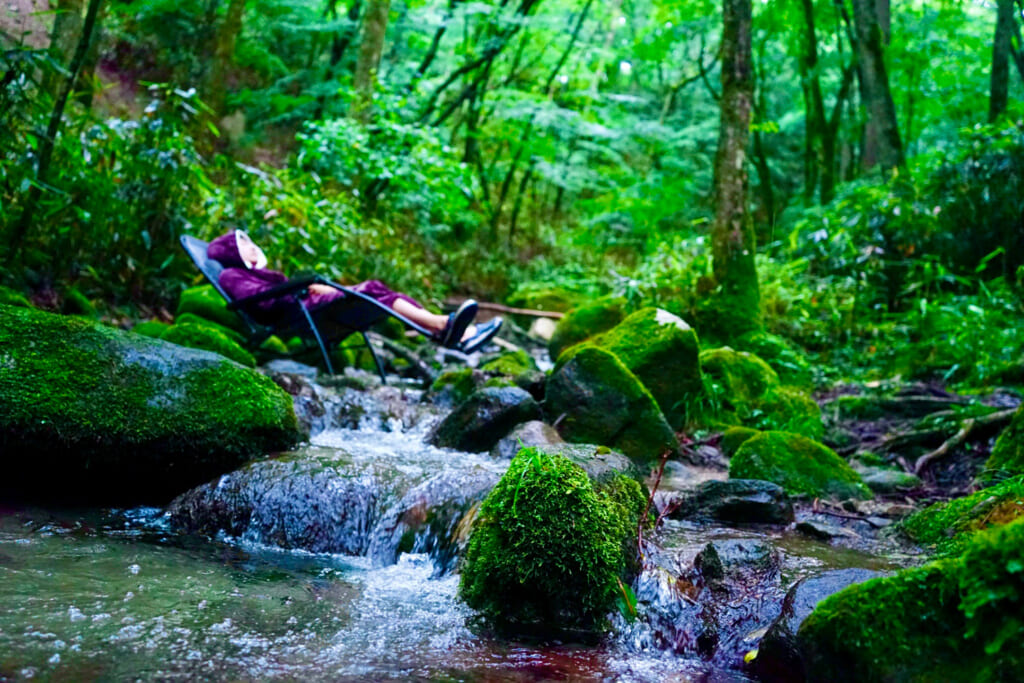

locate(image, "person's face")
[[237, 234, 262, 268]]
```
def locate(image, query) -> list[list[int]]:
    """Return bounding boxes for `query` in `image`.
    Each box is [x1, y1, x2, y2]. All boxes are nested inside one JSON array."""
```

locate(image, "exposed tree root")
[[912, 408, 1017, 475]]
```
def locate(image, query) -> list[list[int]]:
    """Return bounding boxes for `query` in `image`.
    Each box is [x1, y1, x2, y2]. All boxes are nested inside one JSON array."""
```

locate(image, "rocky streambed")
[[0, 374, 922, 681]]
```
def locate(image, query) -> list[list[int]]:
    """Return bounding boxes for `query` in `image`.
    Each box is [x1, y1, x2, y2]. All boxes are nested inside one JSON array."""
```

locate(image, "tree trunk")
[[799, 0, 826, 204], [705, 0, 761, 339], [43, 0, 84, 97], [204, 0, 246, 120], [990, 0, 1015, 122], [850, 0, 903, 173], [351, 0, 391, 122]]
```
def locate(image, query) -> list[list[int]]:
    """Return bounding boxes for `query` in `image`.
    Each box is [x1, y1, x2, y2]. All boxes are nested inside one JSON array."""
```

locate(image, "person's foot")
[[460, 317, 503, 354], [439, 299, 478, 348]]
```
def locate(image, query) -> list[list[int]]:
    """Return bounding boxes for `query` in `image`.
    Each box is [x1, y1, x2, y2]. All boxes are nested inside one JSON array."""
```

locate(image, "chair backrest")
[[179, 234, 263, 336]]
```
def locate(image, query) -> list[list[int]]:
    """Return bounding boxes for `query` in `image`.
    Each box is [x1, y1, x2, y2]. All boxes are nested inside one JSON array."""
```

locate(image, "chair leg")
[[299, 301, 335, 375], [363, 331, 388, 385]]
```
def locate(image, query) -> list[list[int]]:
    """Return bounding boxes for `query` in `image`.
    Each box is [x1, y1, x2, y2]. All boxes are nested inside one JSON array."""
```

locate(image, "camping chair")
[[180, 235, 435, 383]]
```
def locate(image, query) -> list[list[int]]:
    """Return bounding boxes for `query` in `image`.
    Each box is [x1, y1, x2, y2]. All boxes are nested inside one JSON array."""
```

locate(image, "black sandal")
[[460, 317, 503, 354], [439, 299, 478, 348]]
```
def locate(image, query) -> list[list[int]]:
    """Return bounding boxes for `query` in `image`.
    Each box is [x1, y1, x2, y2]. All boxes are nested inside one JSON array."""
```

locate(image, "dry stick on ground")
[[450, 301, 565, 319], [366, 332, 438, 384], [913, 408, 1017, 475]]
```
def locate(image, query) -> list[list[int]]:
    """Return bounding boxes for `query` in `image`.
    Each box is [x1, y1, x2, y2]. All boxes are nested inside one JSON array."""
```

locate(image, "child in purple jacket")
[[206, 230, 501, 351]]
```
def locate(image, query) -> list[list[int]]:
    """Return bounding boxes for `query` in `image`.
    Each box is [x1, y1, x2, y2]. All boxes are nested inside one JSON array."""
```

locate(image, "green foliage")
[[730, 430, 871, 500], [984, 407, 1024, 481], [459, 448, 644, 634]]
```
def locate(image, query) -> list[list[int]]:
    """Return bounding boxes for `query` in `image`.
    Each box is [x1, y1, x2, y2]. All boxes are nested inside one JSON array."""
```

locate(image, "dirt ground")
[[1, 0, 50, 48]]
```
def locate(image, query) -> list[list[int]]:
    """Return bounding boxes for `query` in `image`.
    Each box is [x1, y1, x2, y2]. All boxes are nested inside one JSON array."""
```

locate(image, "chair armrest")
[[227, 275, 322, 311]]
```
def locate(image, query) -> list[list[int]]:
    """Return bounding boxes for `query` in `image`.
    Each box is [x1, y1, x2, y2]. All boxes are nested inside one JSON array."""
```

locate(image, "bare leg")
[[393, 299, 476, 340]]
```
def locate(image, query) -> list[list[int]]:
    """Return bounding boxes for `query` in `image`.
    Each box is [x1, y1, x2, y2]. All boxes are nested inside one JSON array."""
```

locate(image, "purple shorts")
[[305, 279, 423, 311]]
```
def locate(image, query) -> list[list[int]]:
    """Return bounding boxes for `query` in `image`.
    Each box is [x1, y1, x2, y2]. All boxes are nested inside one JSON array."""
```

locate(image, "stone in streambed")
[[755, 568, 885, 683], [547, 296, 629, 361], [668, 479, 794, 525], [490, 420, 564, 459], [0, 304, 299, 504], [694, 539, 780, 583], [427, 386, 541, 452]]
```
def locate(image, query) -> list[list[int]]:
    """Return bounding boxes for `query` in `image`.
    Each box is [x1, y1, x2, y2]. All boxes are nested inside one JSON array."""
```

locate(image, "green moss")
[[721, 426, 760, 458], [901, 476, 1024, 556], [61, 287, 97, 317], [700, 347, 823, 438], [734, 330, 814, 389], [131, 320, 172, 339], [258, 335, 289, 355], [545, 346, 677, 468], [483, 376, 516, 389], [0, 304, 299, 502], [0, 285, 31, 308], [507, 285, 583, 314], [430, 368, 482, 404], [983, 405, 1024, 480], [459, 447, 645, 634], [175, 312, 246, 344], [177, 285, 247, 334], [798, 518, 1024, 682], [694, 260, 763, 345], [730, 431, 872, 500], [580, 308, 705, 430], [548, 297, 629, 361], [163, 322, 256, 367], [480, 349, 536, 376]]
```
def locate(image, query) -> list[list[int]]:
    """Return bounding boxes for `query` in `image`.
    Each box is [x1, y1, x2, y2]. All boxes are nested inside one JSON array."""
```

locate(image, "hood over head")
[[207, 230, 267, 270]]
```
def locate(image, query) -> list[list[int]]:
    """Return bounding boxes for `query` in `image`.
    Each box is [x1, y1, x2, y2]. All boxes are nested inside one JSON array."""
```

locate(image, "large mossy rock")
[[177, 284, 247, 334], [548, 297, 628, 361], [581, 307, 705, 429], [0, 305, 299, 503], [900, 475, 1024, 556], [797, 517, 1024, 682], [162, 322, 256, 367], [427, 386, 541, 452], [545, 346, 677, 467], [700, 347, 822, 437], [459, 447, 645, 635], [984, 405, 1024, 479], [734, 330, 814, 389], [730, 431, 872, 500]]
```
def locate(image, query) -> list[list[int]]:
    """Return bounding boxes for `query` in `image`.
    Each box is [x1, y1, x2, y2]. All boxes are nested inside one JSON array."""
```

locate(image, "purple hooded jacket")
[[206, 231, 422, 323]]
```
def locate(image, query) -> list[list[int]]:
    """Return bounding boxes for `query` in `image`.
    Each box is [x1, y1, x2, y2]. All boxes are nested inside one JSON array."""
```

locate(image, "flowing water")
[[0, 380, 912, 681]]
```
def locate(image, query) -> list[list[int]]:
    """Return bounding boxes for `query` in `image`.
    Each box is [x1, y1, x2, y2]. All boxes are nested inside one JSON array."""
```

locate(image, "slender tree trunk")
[[706, 0, 761, 339], [75, 2, 106, 108], [9, 0, 103, 257], [204, 0, 246, 120], [43, 0, 84, 97], [850, 0, 902, 173], [990, 0, 1015, 122], [799, 0, 826, 204], [351, 0, 391, 122]]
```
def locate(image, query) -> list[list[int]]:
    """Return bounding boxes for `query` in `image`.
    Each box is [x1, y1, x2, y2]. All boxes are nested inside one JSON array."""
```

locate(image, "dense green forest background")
[[2, 0, 1023, 386]]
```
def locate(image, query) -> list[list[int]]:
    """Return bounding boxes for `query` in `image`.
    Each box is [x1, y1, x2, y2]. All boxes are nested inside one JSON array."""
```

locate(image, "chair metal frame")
[[180, 235, 434, 383]]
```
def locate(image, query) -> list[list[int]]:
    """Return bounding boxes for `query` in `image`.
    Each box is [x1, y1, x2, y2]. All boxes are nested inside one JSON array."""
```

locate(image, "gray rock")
[[427, 387, 542, 452], [796, 520, 861, 541], [860, 467, 923, 494], [490, 420, 564, 459], [533, 443, 640, 485], [755, 568, 885, 683], [669, 479, 794, 525], [694, 539, 780, 583], [262, 359, 319, 380]]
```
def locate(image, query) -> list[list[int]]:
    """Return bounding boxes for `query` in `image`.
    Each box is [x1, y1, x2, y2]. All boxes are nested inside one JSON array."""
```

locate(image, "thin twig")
[[913, 408, 1017, 475]]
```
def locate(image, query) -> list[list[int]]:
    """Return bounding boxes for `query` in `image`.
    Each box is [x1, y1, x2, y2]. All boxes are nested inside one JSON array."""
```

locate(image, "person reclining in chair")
[[206, 230, 502, 353]]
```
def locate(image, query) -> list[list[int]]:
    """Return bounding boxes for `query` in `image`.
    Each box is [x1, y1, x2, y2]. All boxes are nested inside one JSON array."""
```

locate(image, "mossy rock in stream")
[[900, 475, 1024, 557], [177, 284, 247, 335], [459, 447, 645, 636], [982, 405, 1024, 480], [0, 285, 32, 308], [174, 312, 246, 344], [131, 320, 172, 339], [548, 296, 629, 361], [163, 322, 256, 367], [574, 307, 706, 429], [545, 346, 677, 468], [0, 304, 299, 504], [700, 347, 822, 438], [479, 349, 537, 377], [730, 431, 871, 500], [797, 517, 1024, 682]]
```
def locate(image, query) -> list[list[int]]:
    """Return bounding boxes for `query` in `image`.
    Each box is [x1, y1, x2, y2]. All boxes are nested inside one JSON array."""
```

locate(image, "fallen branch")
[[366, 332, 438, 384], [446, 300, 565, 319], [913, 408, 1017, 475]]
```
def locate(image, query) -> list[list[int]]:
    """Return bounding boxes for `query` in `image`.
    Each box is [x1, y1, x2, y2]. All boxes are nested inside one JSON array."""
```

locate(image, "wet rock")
[[490, 420, 564, 459], [669, 479, 794, 525], [0, 304, 299, 504], [859, 467, 922, 494], [532, 443, 640, 485], [263, 359, 319, 380], [512, 369, 547, 401], [545, 346, 677, 468], [424, 368, 486, 407], [694, 539, 780, 583], [755, 568, 885, 683], [428, 387, 541, 452], [795, 521, 860, 542]]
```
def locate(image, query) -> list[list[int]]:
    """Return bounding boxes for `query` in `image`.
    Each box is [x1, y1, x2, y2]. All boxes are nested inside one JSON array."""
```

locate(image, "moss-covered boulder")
[[479, 349, 537, 376], [730, 431, 871, 500], [548, 297, 628, 361], [163, 322, 257, 367], [459, 447, 645, 635], [545, 346, 677, 468], [131, 320, 172, 339], [900, 475, 1024, 557], [721, 426, 760, 458], [0, 285, 32, 308], [984, 405, 1024, 479], [735, 330, 814, 389], [426, 368, 485, 407], [581, 308, 705, 429], [174, 312, 246, 343], [177, 284, 247, 334], [427, 387, 542, 453], [797, 517, 1024, 682], [700, 347, 822, 437], [506, 285, 582, 315], [0, 304, 299, 504]]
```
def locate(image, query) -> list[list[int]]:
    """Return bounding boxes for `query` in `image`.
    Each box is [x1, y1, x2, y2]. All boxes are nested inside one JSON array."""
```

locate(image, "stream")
[[0, 376, 917, 681]]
